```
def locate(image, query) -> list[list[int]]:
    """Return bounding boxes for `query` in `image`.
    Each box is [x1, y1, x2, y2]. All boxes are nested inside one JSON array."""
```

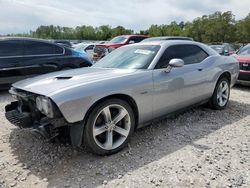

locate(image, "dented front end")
[[5, 87, 68, 139]]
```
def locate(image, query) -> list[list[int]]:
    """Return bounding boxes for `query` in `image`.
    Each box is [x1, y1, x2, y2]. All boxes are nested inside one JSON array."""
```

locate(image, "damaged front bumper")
[[5, 101, 33, 128], [5, 100, 67, 140], [5, 98, 84, 147]]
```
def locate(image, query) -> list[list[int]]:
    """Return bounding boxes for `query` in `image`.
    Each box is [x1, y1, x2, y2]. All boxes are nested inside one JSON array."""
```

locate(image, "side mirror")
[[129, 40, 135, 44], [165, 59, 184, 73], [169, 59, 184, 67]]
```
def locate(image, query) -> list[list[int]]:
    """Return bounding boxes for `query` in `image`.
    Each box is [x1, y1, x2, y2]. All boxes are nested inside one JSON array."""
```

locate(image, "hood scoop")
[[55, 76, 72, 80]]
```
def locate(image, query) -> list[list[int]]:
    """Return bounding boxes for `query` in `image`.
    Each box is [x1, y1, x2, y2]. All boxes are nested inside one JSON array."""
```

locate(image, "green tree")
[[236, 13, 250, 43], [187, 11, 236, 43], [111, 26, 133, 37], [96, 25, 112, 40], [8, 11, 250, 43]]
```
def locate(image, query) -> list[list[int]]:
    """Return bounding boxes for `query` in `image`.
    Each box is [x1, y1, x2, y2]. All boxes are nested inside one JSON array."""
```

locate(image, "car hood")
[[233, 54, 250, 63], [12, 67, 137, 96]]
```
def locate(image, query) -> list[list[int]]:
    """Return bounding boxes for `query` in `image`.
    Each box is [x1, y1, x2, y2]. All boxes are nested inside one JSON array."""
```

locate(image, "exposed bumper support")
[[5, 100, 84, 147], [5, 101, 33, 128]]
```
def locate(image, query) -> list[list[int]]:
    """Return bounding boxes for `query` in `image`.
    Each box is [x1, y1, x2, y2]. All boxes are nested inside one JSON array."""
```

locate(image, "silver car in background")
[[5, 40, 239, 155]]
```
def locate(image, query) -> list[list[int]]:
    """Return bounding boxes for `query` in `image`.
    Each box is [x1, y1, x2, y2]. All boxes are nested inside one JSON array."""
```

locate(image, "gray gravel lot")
[[0, 86, 249, 188]]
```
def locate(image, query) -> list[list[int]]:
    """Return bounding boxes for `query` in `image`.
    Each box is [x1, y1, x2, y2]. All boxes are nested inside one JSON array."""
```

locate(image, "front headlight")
[[36, 96, 54, 118]]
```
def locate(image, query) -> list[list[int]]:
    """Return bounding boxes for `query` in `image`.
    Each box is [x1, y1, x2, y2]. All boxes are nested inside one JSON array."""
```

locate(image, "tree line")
[[6, 11, 250, 43]]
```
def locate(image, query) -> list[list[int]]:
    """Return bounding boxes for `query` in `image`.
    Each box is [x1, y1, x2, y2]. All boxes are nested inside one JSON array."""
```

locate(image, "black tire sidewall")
[[83, 98, 135, 155], [210, 77, 230, 110]]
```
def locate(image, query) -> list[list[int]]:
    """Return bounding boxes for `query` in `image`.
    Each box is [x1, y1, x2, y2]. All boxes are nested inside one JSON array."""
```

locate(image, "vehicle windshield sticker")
[[134, 49, 153, 55]]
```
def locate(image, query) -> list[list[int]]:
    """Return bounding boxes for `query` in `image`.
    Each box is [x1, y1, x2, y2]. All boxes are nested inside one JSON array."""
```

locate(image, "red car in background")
[[232, 44, 250, 84], [93, 35, 148, 61]]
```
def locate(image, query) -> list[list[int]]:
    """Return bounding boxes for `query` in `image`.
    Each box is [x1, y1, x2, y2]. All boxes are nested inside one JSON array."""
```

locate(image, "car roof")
[[0, 37, 73, 50], [129, 40, 218, 56], [0, 37, 49, 42], [0, 37, 64, 45], [139, 39, 198, 46], [143, 36, 193, 42], [209, 42, 230, 45], [117, 35, 148, 38]]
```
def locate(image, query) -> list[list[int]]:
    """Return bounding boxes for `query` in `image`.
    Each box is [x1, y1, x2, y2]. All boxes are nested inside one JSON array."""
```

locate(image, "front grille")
[[239, 62, 250, 71]]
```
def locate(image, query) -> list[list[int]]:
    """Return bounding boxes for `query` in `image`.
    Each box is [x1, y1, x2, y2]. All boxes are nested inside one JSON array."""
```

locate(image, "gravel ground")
[[0, 86, 249, 188]]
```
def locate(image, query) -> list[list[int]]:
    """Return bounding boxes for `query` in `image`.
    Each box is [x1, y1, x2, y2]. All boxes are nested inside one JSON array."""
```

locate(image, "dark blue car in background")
[[0, 37, 92, 89]]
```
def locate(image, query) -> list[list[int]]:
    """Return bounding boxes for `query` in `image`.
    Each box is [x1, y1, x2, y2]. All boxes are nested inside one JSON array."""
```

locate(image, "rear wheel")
[[83, 99, 135, 155], [209, 77, 230, 110]]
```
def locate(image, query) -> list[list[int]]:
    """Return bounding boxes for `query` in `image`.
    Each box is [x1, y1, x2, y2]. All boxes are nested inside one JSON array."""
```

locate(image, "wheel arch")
[[83, 93, 139, 128], [217, 71, 231, 84], [69, 93, 139, 148]]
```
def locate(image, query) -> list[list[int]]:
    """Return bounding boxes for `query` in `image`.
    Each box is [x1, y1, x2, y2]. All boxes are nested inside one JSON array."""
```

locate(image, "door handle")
[[197, 67, 203, 71]]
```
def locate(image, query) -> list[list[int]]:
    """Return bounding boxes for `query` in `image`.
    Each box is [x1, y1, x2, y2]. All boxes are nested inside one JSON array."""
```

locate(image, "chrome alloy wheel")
[[92, 104, 131, 150], [217, 80, 229, 107]]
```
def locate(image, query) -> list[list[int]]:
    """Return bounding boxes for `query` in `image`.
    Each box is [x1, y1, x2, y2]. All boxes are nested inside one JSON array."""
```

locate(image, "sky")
[[0, 0, 250, 34]]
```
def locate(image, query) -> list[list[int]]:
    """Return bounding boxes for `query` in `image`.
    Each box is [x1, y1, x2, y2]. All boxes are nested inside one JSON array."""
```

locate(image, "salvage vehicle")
[[5, 40, 239, 155], [0, 37, 92, 89], [231, 44, 250, 84], [93, 35, 148, 61]]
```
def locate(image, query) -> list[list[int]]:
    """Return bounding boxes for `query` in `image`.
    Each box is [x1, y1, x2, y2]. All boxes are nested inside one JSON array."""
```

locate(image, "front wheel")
[[83, 99, 135, 155], [209, 77, 230, 110]]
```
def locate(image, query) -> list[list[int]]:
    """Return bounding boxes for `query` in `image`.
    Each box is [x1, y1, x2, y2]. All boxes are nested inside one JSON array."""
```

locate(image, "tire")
[[83, 98, 135, 155], [209, 77, 230, 110]]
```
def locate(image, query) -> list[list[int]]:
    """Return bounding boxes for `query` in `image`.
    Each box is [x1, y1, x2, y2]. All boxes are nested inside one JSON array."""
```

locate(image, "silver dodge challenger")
[[5, 40, 239, 155]]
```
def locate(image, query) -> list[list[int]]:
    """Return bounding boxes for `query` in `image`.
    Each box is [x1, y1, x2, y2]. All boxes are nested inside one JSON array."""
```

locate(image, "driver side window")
[[155, 44, 208, 69]]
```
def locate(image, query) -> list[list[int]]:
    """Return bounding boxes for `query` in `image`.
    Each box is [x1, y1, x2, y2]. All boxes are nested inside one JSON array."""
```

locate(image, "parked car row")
[[92, 35, 194, 62], [92, 35, 148, 61], [4, 39, 239, 155], [1, 36, 250, 90]]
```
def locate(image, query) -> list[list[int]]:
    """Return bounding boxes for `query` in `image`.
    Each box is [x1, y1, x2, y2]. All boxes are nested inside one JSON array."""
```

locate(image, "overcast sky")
[[0, 0, 250, 34]]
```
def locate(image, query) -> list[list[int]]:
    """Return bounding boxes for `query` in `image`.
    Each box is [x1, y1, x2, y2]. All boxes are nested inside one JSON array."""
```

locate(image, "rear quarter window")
[[183, 45, 208, 65]]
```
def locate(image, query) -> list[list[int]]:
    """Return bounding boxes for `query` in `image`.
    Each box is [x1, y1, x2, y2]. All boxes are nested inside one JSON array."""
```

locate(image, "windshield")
[[237, 45, 250, 55], [109, 36, 128, 44], [92, 45, 160, 69]]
